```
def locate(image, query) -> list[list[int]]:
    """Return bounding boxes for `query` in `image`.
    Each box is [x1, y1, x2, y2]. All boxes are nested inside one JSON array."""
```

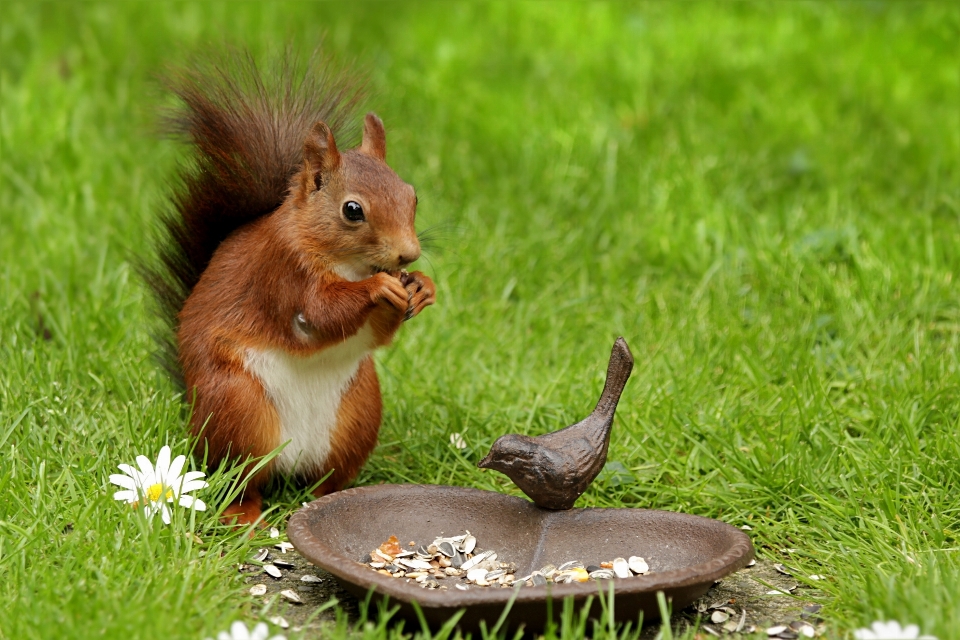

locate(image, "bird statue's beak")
[[477, 452, 495, 469]]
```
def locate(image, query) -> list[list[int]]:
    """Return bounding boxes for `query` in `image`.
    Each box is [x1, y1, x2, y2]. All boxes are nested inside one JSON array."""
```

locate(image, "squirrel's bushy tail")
[[144, 49, 366, 386]]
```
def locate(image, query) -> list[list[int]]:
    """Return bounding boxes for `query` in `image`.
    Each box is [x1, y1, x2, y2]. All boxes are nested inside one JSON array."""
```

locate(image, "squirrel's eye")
[[342, 201, 365, 223]]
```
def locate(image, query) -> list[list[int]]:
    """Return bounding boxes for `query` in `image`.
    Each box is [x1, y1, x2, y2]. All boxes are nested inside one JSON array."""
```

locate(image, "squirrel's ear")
[[303, 121, 341, 192], [360, 112, 386, 161]]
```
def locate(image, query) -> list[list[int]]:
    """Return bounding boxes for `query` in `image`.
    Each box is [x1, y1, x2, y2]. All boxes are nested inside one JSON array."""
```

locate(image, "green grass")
[[2, 1, 959, 638]]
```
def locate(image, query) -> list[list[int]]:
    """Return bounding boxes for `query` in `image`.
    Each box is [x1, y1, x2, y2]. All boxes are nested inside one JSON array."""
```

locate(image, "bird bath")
[[287, 339, 754, 631]]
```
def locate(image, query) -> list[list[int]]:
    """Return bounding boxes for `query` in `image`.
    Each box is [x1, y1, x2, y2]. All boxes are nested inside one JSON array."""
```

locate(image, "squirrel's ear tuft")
[[303, 121, 341, 192], [360, 112, 386, 161]]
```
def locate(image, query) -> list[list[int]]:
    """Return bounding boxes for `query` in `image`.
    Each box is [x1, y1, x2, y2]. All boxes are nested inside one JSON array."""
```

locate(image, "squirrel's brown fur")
[[145, 51, 435, 526]]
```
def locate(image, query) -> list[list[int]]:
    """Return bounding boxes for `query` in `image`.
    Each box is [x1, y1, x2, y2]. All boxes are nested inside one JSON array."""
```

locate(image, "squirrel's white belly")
[[243, 324, 375, 475]]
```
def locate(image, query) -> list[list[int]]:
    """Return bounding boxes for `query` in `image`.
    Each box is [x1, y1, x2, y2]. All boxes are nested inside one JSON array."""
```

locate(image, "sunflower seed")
[[612, 557, 631, 578], [557, 560, 584, 571], [484, 569, 506, 581], [774, 563, 792, 576], [437, 541, 456, 557], [273, 559, 295, 569], [467, 568, 488, 582], [766, 626, 787, 636], [300, 575, 322, 583], [249, 584, 267, 596], [269, 527, 280, 538], [268, 616, 289, 629], [589, 569, 615, 579], [532, 572, 547, 586], [280, 589, 302, 603], [252, 548, 269, 563], [399, 558, 433, 570], [460, 550, 493, 571], [263, 564, 282, 579], [455, 583, 470, 591], [451, 551, 466, 568], [539, 564, 557, 577], [275, 542, 294, 553], [628, 556, 649, 574], [711, 610, 730, 624], [460, 535, 477, 554]]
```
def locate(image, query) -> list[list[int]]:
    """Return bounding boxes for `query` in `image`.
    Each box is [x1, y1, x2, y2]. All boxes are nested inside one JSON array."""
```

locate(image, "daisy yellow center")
[[144, 483, 173, 502], [130, 482, 173, 507]]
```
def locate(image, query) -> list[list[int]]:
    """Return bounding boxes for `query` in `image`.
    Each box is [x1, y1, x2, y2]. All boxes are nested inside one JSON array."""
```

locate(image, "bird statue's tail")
[[593, 337, 634, 421]]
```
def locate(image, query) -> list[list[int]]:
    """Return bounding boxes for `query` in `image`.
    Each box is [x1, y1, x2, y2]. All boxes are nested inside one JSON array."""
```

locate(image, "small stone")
[[280, 589, 302, 604], [263, 564, 282, 579], [300, 575, 322, 583], [249, 584, 267, 596], [444, 567, 461, 576]]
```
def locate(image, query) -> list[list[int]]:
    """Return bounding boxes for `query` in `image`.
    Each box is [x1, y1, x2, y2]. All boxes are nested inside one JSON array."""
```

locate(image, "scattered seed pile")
[[361, 532, 651, 590]]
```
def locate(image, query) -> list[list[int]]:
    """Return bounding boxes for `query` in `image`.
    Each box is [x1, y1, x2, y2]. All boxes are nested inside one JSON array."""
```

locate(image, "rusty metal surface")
[[478, 337, 635, 510], [288, 484, 754, 632]]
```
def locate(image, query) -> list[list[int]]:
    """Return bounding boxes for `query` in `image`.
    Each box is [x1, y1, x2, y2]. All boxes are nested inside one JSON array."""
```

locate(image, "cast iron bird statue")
[[478, 337, 634, 510]]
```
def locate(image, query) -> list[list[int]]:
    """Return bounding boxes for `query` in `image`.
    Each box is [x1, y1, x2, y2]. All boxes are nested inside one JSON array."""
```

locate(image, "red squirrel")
[[145, 53, 435, 526]]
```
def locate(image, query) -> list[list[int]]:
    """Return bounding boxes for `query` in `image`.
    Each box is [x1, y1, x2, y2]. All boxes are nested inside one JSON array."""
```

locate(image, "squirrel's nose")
[[396, 241, 421, 267]]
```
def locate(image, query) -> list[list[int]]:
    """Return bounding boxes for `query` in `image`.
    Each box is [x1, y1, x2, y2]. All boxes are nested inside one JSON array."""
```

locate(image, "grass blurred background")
[[1, 2, 958, 638]]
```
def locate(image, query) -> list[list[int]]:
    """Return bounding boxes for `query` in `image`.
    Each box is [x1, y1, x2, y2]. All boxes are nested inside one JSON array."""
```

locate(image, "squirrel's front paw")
[[400, 271, 436, 321], [369, 272, 409, 312]]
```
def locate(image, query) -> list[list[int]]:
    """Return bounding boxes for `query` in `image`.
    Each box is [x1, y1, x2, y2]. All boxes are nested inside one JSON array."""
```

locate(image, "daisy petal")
[[231, 621, 250, 640], [160, 503, 171, 525], [179, 495, 206, 511], [155, 446, 171, 479], [167, 453, 186, 484], [109, 474, 138, 490], [217, 633, 232, 640], [180, 478, 209, 494], [113, 490, 136, 502], [117, 463, 140, 478], [135, 454, 155, 479], [251, 623, 269, 640]]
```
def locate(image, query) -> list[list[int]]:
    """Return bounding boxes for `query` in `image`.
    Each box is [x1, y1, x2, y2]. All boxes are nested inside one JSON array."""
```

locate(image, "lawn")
[[2, 2, 959, 639]]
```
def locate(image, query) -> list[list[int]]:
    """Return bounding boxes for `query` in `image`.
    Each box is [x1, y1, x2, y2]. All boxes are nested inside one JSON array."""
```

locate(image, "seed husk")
[[249, 584, 267, 596], [628, 556, 649, 574], [280, 589, 302, 604], [263, 564, 282, 579], [300, 575, 322, 583], [612, 557, 631, 578], [460, 535, 477, 554]]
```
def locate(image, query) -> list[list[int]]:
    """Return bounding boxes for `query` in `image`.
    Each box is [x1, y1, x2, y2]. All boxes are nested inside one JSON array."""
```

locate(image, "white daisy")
[[109, 445, 208, 524], [853, 620, 937, 640], [450, 432, 467, 449], [205, 621, 286, 640]]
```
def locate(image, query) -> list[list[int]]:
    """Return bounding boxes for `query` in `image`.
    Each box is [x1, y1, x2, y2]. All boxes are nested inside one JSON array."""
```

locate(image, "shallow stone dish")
[[288, 484, 754, 632]]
